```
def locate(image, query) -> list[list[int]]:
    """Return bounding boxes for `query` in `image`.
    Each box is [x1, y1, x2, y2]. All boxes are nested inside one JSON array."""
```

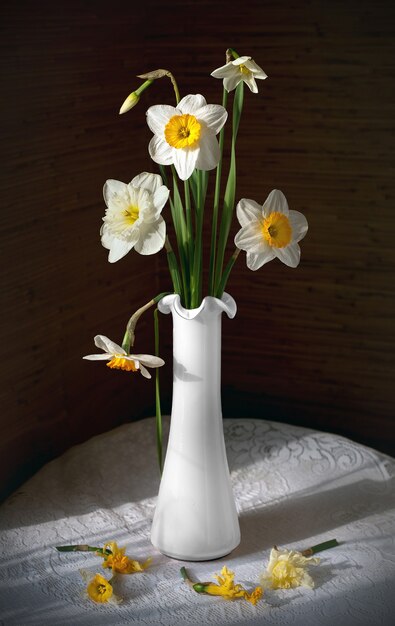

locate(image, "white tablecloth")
[[1, 417, 394, 625]]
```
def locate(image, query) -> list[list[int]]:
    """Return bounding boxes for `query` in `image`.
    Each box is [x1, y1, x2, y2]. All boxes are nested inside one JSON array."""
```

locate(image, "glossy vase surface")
[[150, 293, 240, 561]]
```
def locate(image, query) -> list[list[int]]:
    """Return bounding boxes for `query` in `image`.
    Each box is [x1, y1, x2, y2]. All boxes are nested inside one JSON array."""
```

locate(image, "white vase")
[[150, 292, 240, 561]]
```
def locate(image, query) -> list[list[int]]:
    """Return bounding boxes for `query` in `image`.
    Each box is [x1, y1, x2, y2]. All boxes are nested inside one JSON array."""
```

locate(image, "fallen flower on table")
[[79, 569, 122, 604], [180, 565, 263, 605], [100, 541, 152, 574], [56, 541, 152, 575], [260, 539, 339, 590]]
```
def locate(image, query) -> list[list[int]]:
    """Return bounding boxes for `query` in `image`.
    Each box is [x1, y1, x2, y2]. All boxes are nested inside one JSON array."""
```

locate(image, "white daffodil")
[[234, 189, 308, 269], [211, 56, 267, 93], [146, 94, 228, 181], [83, 335, 165, 379], [101, 172, 169, 263]]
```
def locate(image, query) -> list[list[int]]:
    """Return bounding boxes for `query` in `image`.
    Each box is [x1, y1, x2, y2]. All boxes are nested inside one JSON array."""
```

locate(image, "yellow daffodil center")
[[107, 356, 138, 372], [123, 205, 139, 226], [262, 212, 292, 248], [271, 561, 300, 588], [87, 574, 113, 603], [164, 114, 201, 149], [239, 64, 252, 77]]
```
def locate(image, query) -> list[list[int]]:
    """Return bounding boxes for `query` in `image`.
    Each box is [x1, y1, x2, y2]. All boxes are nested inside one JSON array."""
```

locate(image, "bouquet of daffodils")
[[83, 49, 308, 467]]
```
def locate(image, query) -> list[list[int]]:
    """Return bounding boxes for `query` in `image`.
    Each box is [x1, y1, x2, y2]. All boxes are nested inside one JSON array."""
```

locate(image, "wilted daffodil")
[[100, 541, 152, 574], [83, 334, 165, 378], [234, 189, 308, 270], [181, 566, 263, 606], [260, 547, 320, 590], [146, 94, 228, 181], [101, 172, 169, 263], [80, 569, 122, 604], [211, 56, 267, 93]]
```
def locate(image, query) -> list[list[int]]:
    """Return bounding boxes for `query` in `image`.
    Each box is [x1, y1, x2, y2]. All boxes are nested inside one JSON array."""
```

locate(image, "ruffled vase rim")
[[158, 293, 237, 320]]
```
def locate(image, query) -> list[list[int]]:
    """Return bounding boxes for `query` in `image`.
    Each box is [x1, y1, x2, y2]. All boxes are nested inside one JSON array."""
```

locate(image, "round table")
[[1, 417, 394, 625]]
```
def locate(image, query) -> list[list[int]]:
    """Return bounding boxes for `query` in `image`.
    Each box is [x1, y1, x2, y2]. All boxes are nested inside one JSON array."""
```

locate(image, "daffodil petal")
[[232, 56, 252, 66], [245, 75, 259, 93], [289, 210, 308, 242], [247, 249, 275, 270], [153, 185, 170, 212], [223, 74, 242, 92], [139, 364, 151, 378], [275, 242, 301, 267], [197, 104, 228, 134], [178, 94, 207, 114], [134, 217, 166, 255], [107, 234, 138, 263], [94, 335, 125, 355], [146, 104, 176, 135], [245, 59, 268, 79], [195, 133, 220, 171], [234, 223, 264, 252], [263, 189, 289, 217], [210, 63, 235, 79], [236, 198, 263, 227], [103, 179, 128, 206], [173, 146, 199, 181], [132, 354, 165, 367], [83, 353, 112, 360], [149, 136, 174, 166], [130, 172, 163, 194]]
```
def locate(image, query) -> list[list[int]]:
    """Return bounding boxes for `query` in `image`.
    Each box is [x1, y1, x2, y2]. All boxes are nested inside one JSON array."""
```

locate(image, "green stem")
[[184, 178, 193, 305], [216, 248, 240, 299], [56, 545, 112, 555], [164, 236, 182, 296], [180, 566, 196, 590], [122, 292, 171, 352], [154, 308, 163, 474], [302, 539, 339, 556], [209, 88, 228, 296], [214, 81, 244, 293], [191, 170, 204, 308]]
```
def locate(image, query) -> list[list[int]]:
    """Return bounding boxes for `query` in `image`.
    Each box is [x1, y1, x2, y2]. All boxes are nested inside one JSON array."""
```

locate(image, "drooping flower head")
[[83, 335, 164, 378], [146, 94, 228, 181], [260, 547, 320, 590], [234, 189, 308, 270], [101, 172, 169, 263], [211, 56, 267, 93], [79, 570, 122, 604], [100, 541, 151, 575]]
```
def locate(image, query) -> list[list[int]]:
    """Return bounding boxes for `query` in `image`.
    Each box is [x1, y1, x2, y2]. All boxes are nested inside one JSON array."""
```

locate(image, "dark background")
[[1, 0, 394, 500]]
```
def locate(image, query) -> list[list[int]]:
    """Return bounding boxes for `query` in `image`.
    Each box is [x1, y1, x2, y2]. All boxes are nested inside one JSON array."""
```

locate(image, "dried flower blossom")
[[260, 547, 320, 590], [101, 541, 152, 574], [79, 569, 122, 604], [181, 565, 263, 605]]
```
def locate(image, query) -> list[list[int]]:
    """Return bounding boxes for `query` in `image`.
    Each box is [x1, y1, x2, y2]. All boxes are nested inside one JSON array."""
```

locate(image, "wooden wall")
[[1, 0, 394, 499]]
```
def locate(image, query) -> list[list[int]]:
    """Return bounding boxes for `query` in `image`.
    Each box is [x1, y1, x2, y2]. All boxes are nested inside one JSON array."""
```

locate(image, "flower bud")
[[119, 92, 140, 114]]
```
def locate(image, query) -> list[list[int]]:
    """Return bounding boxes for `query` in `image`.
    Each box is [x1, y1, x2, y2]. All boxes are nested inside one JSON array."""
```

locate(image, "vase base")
[[151, 539, 241, 562]]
